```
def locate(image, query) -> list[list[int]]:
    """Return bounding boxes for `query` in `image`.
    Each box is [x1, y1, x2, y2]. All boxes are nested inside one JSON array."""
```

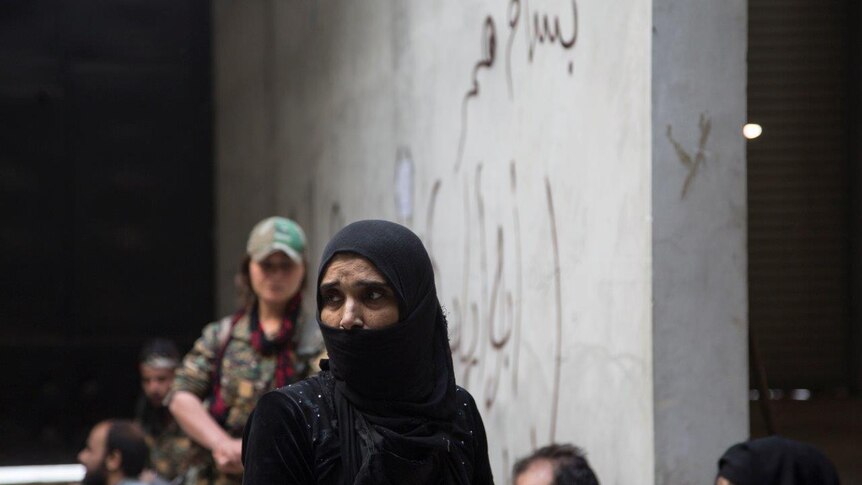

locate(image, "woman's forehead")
[[320, 253, 386, 283]]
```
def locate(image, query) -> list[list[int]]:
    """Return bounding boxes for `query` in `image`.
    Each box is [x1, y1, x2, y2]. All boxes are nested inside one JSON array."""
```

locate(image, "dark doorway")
[[747, 0, 862, 481], [0, 0, 212, 464]]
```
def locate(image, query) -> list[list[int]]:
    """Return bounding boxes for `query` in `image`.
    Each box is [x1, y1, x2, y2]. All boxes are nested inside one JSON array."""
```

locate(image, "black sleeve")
[[242, 390, 315, 485], [467, 395, 495, 485]]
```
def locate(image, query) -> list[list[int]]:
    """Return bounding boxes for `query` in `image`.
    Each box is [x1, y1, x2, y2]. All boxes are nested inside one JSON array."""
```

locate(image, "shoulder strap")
[[216, 314, 233, 349], [208, 312, 243, 426]]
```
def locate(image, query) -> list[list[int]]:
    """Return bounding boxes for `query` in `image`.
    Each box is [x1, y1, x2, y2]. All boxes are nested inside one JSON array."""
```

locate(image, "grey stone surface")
[[652, 0, 749, 483]]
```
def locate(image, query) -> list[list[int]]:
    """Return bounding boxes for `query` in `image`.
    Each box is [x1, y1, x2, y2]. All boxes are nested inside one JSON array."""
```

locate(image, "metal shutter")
[[748, 0, 851, 389]]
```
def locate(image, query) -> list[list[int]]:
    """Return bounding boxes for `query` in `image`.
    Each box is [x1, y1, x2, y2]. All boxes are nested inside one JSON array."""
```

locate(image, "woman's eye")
[[323, 292, 343, 304], [367, 290, 383, 301]]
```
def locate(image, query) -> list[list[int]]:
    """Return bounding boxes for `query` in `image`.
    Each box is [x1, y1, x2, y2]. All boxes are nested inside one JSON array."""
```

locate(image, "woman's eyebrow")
[[319, 281, 339, 292], [319, 279, 391, 291], [353, 279, 390, 289]]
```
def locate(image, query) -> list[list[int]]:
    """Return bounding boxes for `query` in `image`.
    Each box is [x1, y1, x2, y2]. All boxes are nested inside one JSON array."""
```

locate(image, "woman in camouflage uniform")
[[167, 217, 310, 485]]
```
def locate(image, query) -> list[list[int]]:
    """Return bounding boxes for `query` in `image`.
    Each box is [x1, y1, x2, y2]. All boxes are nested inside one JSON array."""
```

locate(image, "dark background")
[[0, 0, 212, 464], [747, 0, 862, 480]]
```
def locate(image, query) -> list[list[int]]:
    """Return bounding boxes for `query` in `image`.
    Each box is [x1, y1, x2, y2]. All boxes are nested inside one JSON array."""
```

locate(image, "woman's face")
[[249, 251, 305, 306], [319, 254, 400, 330]]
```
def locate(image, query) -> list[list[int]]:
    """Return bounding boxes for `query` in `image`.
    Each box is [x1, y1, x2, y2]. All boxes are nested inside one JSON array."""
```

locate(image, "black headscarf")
[[717, 436, 840, 485], [316, 220, 461, 485]]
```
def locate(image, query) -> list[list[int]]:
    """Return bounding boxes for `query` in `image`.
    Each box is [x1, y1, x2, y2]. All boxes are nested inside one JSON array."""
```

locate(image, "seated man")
[[135, 339, 191, 483], [513, 443, 600, 485], [78, 420, 149, 485]]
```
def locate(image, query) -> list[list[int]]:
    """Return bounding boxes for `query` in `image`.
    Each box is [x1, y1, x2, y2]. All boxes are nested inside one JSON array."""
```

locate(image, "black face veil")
[[316, 220, 462, 484]]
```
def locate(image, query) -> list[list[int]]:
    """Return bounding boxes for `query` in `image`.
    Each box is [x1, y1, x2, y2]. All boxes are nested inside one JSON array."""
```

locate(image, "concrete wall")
[[213, 0, 747, 482], [213, 0, 280, 312], [651, 0, 749, 482]]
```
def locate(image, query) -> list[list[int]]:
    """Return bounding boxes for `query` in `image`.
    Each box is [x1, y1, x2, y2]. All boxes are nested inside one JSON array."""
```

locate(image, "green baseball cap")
[[246, 216, 307, 263]]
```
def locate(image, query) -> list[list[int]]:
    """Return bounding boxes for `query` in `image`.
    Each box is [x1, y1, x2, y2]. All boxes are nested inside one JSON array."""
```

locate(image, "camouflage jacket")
[[171, 311, 309, 485], [147, 418, 193, 481], [135, 399, 193, 481]]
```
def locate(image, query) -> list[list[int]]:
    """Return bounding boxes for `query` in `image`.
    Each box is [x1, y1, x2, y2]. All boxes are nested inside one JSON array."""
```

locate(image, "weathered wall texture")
[[213, 0, 746, 482], [651, 0, 749, 483]]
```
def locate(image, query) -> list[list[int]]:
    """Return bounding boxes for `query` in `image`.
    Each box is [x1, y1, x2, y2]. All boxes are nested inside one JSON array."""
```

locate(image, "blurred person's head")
[[238, 216, 307, 310], [513, 443, 600, 485], [716, 436, 839, 485], [78, 420, 149, 485], [138, 339, 180, 407]]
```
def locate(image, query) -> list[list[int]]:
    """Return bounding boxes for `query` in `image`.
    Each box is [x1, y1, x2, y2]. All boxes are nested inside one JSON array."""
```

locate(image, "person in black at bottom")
[[242, 220, 494, 485], [716, 435, 840, 485]]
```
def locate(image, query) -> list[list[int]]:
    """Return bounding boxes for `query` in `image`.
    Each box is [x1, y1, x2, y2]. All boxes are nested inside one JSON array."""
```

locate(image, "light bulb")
[[743, 123, 763, 140]]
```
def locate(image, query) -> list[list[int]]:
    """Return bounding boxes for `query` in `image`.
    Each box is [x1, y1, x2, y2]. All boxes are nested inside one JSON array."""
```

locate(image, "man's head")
[[138, 339, 180, 407], [78, 420, 149, 485], [513, 443, 600, 485]]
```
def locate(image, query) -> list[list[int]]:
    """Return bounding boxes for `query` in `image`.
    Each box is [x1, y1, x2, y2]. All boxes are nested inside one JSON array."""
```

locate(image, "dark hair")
[[138, 338, 180, 364], [513, 443, 600, 485], [106, 420, 149, 477], [238, 255, 255, 309], [717, 436, 840, 485]]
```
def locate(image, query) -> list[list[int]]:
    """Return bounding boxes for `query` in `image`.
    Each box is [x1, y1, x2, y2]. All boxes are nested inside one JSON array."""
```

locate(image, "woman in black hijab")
[[242, 220, 494, 485], [716, 436, 839, 485]]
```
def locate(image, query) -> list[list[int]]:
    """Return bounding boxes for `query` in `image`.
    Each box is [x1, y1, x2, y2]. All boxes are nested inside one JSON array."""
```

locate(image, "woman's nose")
[[340, 299, 364, 329]]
